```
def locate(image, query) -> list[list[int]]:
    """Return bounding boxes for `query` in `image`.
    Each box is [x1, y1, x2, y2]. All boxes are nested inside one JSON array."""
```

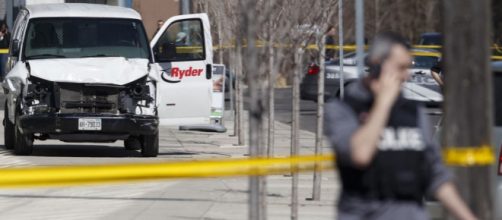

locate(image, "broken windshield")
[[23, 18, 151, 60]]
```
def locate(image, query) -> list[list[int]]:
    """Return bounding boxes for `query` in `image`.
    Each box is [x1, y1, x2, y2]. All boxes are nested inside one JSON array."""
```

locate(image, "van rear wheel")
[[140, 132, 159, 157]]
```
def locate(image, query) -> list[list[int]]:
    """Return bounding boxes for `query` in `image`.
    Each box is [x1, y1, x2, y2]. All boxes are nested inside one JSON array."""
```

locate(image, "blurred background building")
[[0, 0, 190, 39]]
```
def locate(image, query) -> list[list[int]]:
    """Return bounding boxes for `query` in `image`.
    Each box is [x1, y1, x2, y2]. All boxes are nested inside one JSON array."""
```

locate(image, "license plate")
[[78, 118, 102, 131], [326, 72, 339, 79]]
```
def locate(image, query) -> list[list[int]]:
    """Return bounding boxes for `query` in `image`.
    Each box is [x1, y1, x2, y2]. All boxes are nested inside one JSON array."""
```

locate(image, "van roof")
[[25, 3, 141, 20]]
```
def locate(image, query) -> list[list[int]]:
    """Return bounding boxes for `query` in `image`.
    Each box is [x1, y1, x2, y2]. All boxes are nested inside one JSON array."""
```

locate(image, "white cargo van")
[[2, 3, 213, 156]]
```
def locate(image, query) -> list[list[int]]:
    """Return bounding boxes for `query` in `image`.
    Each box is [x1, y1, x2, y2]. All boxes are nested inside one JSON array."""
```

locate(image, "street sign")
[[211, 64, 226, 124]]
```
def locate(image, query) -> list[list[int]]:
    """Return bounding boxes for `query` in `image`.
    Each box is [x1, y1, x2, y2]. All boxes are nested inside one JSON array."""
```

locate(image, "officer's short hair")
[[367, 32, 411, 78]]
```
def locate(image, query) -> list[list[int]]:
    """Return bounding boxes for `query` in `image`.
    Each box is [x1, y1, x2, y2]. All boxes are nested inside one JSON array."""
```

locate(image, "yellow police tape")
[[0, 154, 334, 188], [176, 46, 203, 54], [0, 49, 8, 54], [214, 44, 502, 60], [0, 145, 495, 188], [443, 146, 495, 166]]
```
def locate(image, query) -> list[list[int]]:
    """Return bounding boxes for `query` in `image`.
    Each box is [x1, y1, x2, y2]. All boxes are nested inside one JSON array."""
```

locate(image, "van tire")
[[4, 106, 15, 150], [140, 132, 159, 157], [14, 125, 33, 155], [124, 137, 141, 150]]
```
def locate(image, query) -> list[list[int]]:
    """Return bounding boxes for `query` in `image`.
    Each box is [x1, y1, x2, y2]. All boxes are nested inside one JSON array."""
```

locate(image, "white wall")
[[25, 0, 64, 5], [0, 0, 6, 20]]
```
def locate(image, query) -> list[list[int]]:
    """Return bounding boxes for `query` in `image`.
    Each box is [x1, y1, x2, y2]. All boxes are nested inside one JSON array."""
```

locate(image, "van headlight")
[[119, 77, 154, 114], [25, 76, 53, 114]]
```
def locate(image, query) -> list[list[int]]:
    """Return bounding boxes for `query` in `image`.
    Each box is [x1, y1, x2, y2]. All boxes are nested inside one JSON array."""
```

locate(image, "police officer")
[[325, 33, 476, 220]]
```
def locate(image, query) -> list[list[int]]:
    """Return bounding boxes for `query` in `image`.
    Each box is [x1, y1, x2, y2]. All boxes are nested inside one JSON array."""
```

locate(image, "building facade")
[[132, 0, 181, 39], [0, 0, 183, 39]]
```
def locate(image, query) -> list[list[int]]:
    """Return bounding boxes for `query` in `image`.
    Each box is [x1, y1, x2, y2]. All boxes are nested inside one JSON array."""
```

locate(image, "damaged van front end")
[[3, 8, 160, 156], [3, 4, 214, 157], [21, 58, 158, 141]]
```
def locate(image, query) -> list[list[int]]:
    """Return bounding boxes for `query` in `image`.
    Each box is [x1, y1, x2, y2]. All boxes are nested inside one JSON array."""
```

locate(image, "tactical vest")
[[339, 93, 431, 204]]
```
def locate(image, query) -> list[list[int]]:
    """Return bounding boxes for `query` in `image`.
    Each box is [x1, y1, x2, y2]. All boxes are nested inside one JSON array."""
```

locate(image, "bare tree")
[[262, 0, 295, 157], [264, 1, 338, 218], [238, 1, 279, 219], [311, 2, 337, 201], [208, 0, 246, 146], [239, 1, 264, 219]]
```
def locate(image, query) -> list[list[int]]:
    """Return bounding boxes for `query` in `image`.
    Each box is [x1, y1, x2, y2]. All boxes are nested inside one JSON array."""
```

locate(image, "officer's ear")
[[366, 56, 383, 79]]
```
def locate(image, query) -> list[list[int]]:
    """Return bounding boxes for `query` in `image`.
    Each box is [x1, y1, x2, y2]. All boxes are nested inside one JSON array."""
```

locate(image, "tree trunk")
[[217, 14, 224, 64], [312, 35, 326, 201], [267, 36, 275, 157], [442, 0, 493, 219], [291, 47, 303, 220], [241, 1, 266, 219], [229, 48, 236, 136], [235, 42, 245, 146]]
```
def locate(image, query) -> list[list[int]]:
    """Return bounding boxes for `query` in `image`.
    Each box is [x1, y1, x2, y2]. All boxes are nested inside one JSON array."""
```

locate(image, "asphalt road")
[[240, 88, 320, 134], [243, 88, 441, 135]]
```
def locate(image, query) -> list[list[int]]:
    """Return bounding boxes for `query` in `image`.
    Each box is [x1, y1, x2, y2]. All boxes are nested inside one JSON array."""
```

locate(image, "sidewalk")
[[149, 110, 339, 219], [156, 111, 444, 220], [0, 109, 448, 220], [0, 110, 338, 220]]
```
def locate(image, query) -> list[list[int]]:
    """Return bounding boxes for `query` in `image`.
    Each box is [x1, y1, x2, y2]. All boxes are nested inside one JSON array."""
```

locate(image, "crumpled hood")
[[28, 57, 149, 85]]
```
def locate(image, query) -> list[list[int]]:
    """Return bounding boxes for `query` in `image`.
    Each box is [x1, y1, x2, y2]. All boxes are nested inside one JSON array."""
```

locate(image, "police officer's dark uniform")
[[325, 80, 451, 220]]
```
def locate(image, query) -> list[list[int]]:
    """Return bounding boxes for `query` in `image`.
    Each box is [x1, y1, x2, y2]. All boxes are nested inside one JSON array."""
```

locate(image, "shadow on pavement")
[[0, 193, 214, 203], [27, 144, 141, 157], [0, 144, 230, 158]]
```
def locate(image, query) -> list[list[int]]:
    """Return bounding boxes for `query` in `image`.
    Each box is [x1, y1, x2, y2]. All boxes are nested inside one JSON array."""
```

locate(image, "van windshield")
[[23, 18, 150, 60]]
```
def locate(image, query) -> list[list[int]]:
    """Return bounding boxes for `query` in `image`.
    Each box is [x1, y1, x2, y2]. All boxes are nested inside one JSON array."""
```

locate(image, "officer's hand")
[[370, 61, 402, 107]]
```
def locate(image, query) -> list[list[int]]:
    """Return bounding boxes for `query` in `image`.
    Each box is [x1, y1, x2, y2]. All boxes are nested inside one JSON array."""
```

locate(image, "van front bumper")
[[18, 113, 158, 136]]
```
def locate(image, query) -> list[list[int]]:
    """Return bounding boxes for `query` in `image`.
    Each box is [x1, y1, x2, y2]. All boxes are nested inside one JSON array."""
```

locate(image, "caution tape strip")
[[0, 145, 494, 189], [213, 44, 502, 60], [0, 154, 334, 188], [443, 146, 495, 166]]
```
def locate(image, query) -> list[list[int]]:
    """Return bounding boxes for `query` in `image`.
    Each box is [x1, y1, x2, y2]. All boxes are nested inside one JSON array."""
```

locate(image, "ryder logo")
[[161, 67, 204, 83]]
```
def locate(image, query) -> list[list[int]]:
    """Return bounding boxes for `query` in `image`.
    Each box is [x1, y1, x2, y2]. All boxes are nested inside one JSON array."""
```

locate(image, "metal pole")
[[338, 0, 345, 99], [355, 0, 364, 77], [117, 0, 127, 7], [180, 0, 191, 15], [6, 0, 13, 29]]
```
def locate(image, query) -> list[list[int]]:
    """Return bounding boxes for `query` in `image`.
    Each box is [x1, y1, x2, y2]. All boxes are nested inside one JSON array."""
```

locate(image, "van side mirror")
[[11, 39, 20, 57]]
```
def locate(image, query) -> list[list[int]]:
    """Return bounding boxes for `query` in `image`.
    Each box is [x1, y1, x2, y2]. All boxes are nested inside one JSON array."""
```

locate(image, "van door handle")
[[206, 64, 212, 80]]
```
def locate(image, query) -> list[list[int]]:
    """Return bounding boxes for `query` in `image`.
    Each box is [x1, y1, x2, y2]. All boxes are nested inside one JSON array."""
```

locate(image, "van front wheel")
[[124, 136, 141, 150], [14, 125, 33, 155], [140, 132, 159, 157], [4, 106, 15, 150]]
